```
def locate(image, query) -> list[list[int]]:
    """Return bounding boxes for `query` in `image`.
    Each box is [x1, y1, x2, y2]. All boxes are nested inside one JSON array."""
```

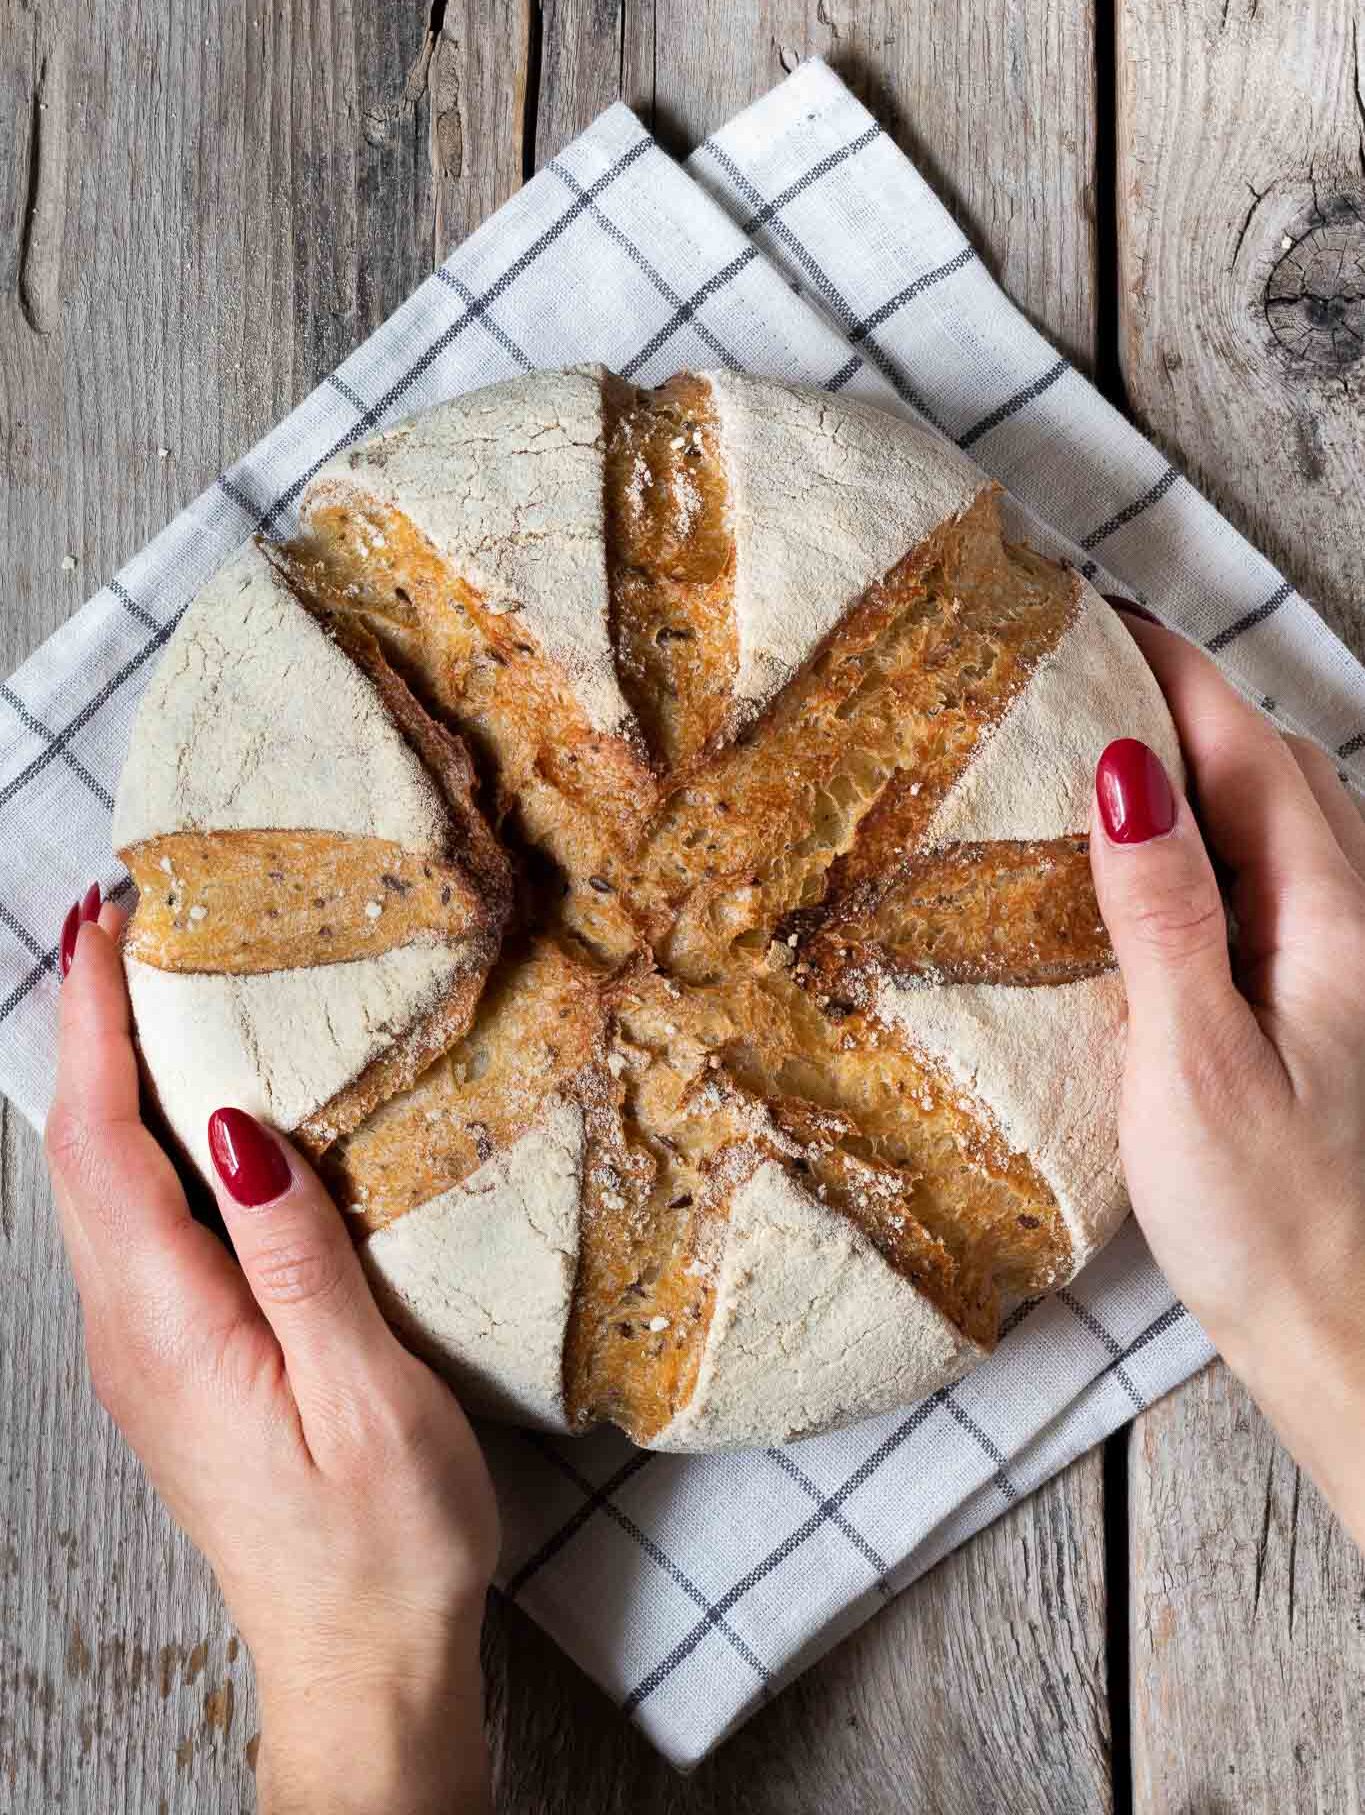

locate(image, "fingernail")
[[1103, 595, 1162, 627], [207, 1107, 292, 1207], [59, 883, 103, 979], [1096, 738, 1177, 844]]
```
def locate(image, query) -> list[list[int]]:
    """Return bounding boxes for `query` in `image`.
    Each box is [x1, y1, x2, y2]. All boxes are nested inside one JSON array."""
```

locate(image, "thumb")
[[1089, 738, 1243, 1055], [207, 1107, 396, 1426]]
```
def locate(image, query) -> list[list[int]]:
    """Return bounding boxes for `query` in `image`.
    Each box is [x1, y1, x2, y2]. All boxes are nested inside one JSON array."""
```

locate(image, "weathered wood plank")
[[0, 0, 441, 649], [0, 0, 507, 1806], [426, 2, 533, 262], [536, 0, 653, 167], [1120, 3, 1365, 1807], [1130, 1365, 1365, 1813], [643, 0, 1100, 370], [0, 1112, 254, 1810], [1117, 0, 1365, 652]]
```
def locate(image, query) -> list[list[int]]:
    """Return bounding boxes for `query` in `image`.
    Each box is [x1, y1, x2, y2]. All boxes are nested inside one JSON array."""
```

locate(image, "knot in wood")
[[1264, 193, 1365, 374]]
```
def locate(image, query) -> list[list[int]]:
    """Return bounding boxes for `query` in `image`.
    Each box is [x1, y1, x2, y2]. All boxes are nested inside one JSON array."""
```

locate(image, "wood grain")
[[0, 0, 465, 1806], [0, 0, 441, 670], [0, 1108, 256, 1810], [1130, 1365, 1365, 1813], [424, 2, 533, 262], [536, 0, 657, 167], [1117, 0, 1365, 652]]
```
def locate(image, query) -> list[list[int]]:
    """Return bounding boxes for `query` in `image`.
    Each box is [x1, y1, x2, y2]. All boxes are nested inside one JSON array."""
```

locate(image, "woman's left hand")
[[46, 898, 498, 1814]]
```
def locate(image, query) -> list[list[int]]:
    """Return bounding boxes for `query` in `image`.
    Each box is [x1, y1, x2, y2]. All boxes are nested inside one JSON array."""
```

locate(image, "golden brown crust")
[[273, 504, 652, 965], [603, 372, 738, 769], [320, 938, 608, 1230], [633, 491, 1082, 984], [561, 1056, 722, 1443], [604, 959, 1068, 1340], [800, 836, 1114, 993], [122, 830, 487, 974], [559, 1023, 1001, 1446]]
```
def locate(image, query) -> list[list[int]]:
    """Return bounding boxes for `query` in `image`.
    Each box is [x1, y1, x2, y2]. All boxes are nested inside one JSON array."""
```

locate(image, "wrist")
[[255, 1611, 490, 1815], [1217, 1272, 1365, 1550]]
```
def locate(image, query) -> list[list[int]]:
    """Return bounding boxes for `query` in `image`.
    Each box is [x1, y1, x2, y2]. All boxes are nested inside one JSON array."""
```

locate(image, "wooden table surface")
[[2, 3, 1363, 1809]]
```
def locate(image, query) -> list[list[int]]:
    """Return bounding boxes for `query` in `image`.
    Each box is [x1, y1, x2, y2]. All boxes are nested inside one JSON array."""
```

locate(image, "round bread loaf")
[[113, 367, 1181, 1452]]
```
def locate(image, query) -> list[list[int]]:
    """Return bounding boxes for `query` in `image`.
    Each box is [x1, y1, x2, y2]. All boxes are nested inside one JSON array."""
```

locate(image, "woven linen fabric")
[[2, 58, 1361, 1769]]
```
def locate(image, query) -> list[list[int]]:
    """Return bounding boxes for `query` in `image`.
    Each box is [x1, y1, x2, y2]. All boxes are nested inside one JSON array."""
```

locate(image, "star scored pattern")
[[124, 368, 1124, 1454]]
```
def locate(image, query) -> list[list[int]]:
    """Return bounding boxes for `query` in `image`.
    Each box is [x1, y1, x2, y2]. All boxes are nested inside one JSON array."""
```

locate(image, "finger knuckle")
[[1338, 870, 1365, 921], [302, 1383, 389, 1477], [1313, 873, 1365, 933], [121, 1264, 198, 1379], [1283, 875, 1365, 974], [249, 1232, 347, 1310], [315, 1364, 442, 1480], [214, 1317, 288, 1408], [368, 1372, 441, 1459], [1322, 914, 1365, 1010], [1128, 880, 1226, 962], [44, 1100, 93, 1189]]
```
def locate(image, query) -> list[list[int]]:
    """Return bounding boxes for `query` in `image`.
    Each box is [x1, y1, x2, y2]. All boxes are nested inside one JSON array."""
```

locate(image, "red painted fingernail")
[[1096, 738, 1177, 844], [1103, 595, 1162, 627], [59, 901, 81, 978], [207, 1108, 292, 1207], [59, 884, 102, 980]]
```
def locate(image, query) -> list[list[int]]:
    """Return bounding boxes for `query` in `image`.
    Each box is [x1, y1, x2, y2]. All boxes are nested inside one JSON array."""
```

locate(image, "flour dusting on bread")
[[113, 368, 1183, 1453]]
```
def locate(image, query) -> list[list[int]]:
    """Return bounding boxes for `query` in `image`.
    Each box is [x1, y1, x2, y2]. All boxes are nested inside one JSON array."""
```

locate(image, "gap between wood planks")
[[404, 0, 546, 260], [1093, 0, 1126, 414], [523, 0, 545, 183], [1092, 4, 1135, 1809]]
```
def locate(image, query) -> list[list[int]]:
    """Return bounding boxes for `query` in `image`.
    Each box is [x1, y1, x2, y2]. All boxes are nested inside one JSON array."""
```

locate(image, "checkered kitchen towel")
[[4, 58, 1362, 1767]]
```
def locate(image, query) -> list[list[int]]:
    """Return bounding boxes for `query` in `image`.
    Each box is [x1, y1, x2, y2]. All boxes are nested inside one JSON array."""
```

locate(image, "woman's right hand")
[[46, 901, 499, 1813], [1089, 610, 1365, 1546]]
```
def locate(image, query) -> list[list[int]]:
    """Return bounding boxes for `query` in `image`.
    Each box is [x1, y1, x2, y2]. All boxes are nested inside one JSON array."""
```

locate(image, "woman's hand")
[[1091, 610, 1365, 1546], [45, 902, 498, 1814]]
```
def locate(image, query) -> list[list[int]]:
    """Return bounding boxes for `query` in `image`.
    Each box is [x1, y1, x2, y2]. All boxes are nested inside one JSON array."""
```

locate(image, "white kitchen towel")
[[2, 59, 1360, 1769]]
